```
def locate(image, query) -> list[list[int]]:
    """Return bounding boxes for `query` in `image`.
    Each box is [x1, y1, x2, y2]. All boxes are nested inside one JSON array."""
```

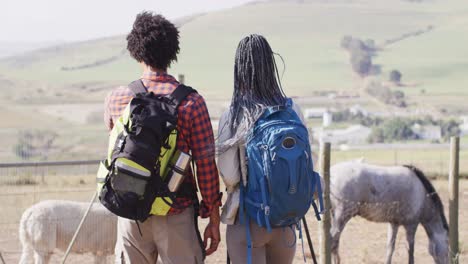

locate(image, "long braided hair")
[[218, 34, 287, 150]]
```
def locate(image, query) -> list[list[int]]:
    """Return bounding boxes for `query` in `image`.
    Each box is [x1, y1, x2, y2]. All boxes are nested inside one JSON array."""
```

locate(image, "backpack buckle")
[[117, 137, 126, 152], [264, 205, 270, 216]]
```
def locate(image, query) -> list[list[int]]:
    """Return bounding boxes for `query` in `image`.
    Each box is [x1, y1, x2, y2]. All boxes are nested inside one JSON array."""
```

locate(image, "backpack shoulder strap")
[[169, 84, 198, 107], [128, 80, 148, 95], [259, 98, 291, 120]]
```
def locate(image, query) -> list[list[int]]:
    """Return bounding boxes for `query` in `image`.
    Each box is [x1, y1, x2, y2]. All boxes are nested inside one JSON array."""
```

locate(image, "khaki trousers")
[[226, 221, 297, 264], [115, 207, 204, 264]]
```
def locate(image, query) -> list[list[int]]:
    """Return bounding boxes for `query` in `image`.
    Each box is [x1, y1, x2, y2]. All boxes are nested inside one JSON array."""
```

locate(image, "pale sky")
[[0, 0, 255, 43]]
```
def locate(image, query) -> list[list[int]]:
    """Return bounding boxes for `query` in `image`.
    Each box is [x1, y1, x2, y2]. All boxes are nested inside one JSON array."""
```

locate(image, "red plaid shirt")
[[104, 71, 221, 218]]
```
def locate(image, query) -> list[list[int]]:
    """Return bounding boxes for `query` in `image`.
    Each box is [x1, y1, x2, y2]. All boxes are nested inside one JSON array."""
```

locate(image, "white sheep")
[[19, 200, 117, 264]]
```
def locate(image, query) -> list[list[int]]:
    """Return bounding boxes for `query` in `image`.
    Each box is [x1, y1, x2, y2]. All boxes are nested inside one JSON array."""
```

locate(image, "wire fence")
[[0, 148, 466, 263], [0, 161, 234, 263], [331, 146, 468, 178]]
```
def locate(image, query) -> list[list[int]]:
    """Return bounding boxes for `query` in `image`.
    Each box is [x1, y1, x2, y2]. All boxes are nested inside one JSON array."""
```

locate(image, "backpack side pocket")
[[96, 160, 110, 193]]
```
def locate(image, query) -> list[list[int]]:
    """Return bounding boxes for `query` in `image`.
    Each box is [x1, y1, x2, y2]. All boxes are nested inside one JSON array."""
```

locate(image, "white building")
[[460, 116, 468, 135], [323, 111, 333, 127], [315, 125, 372, 145], [411, 124, 442, 140], [304, 108, 327, 119]]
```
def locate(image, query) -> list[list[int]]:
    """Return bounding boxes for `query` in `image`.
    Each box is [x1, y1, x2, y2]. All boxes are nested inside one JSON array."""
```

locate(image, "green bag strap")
[[128, 80, 148, 95]]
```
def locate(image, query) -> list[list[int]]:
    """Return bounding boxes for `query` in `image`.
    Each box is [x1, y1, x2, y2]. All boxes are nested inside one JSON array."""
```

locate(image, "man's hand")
[[203, 207, 220, 256]]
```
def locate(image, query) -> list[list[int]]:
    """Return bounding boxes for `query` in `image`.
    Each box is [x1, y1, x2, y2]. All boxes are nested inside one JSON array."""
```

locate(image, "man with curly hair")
[[104, 11, 221, 264]]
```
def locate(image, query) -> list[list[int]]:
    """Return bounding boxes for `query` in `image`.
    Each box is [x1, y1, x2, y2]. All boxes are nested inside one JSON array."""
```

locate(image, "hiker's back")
[[100, 13, 221, 264]]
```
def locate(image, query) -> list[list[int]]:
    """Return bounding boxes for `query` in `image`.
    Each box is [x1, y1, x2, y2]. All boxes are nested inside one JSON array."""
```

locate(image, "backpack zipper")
[[261, 144, 273, 195]]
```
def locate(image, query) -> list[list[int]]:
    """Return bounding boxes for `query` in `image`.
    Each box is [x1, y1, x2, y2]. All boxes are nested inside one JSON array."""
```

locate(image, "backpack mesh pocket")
[[111, 158, 151, 197]]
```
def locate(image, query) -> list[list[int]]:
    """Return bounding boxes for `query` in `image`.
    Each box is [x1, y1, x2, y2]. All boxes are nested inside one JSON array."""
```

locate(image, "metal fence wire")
[[0, 150, 466, 263]]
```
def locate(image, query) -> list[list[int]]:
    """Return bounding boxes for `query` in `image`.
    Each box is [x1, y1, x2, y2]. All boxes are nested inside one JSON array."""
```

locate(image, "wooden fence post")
[[319, 142, 331, 264], [449, 137, 459, 264], [178, 74, 185, 84]]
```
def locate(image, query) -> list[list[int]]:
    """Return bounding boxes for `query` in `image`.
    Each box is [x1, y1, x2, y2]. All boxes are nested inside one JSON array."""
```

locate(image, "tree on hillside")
[[365, 80, 407, 107], [351, 52, 372, 77], [389, 70, 402, 84], [341, 35, 378, 77]]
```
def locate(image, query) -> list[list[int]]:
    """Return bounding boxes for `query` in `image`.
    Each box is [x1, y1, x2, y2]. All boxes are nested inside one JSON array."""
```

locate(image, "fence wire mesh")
[[0, 149, 466, 263]]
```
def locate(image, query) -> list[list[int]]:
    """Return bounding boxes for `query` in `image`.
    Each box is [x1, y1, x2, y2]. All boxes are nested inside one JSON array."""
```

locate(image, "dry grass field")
[[0, 174, 466, 264]]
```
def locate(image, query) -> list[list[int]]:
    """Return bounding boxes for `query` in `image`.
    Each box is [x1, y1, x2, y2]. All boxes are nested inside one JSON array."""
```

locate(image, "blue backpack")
[[240, 99, 323, 263]]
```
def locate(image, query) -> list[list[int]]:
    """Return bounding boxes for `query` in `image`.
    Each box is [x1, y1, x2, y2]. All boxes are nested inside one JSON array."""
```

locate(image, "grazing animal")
[[19, 200, 117, 264], [329, 161, 448, 264]]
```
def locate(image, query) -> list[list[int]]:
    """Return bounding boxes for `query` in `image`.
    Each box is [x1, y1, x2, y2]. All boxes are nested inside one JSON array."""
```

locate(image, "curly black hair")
[[127, 11, 180, 70]]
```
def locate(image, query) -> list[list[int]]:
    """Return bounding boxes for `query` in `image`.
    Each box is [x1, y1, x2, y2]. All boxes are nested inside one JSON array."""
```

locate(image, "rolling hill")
[[1, 0, 467, 162], [0, 0, 467, 104]]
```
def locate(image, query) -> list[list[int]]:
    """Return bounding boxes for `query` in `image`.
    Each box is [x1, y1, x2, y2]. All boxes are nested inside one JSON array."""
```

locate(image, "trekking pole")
[[61, 191, 98, 264], [302, 217, 318, 264], [0, 251, 6, 264]]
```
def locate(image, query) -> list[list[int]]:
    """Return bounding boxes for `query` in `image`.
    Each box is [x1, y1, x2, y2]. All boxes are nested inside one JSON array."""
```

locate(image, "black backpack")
[[98, 80, 196, 222]]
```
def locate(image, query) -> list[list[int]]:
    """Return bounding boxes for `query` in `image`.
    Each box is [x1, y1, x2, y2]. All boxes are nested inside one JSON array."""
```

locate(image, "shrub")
[[365, 80, 406, 107], [6, 177, 38, 186], [13, 130, 58, 161], [367, 118, 417, 143], [382, 118, 417, 141], [367, 116, 460, 143], [440, 119, 461, 141], [389, 70, 402, 84], [368, 127, 385, 143], [340, 35, 353, 49], [333, 109, 383, 127]]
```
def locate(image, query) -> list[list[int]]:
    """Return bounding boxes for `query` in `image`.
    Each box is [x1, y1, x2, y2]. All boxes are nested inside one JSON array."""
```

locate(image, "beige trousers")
[[226, 221, 297, 264], [115, 207, 204, 264]]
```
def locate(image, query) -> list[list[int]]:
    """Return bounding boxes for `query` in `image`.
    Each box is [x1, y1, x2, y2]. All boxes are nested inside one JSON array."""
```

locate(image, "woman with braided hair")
[[217, 34, 306, 264]]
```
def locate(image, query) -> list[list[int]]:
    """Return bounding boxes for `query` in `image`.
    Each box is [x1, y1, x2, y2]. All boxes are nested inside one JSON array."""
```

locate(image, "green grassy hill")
[[0, 0, 467, 103], [1, 0, 467, 162]]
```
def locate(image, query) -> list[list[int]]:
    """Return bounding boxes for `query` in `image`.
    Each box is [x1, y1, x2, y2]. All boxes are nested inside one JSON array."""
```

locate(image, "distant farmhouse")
[[314, 125, 372, 145], [305, 105, 372, 144], [411, 124, 442, 140], [304, 108, 334, 127], [304, 108, 327, 119]]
